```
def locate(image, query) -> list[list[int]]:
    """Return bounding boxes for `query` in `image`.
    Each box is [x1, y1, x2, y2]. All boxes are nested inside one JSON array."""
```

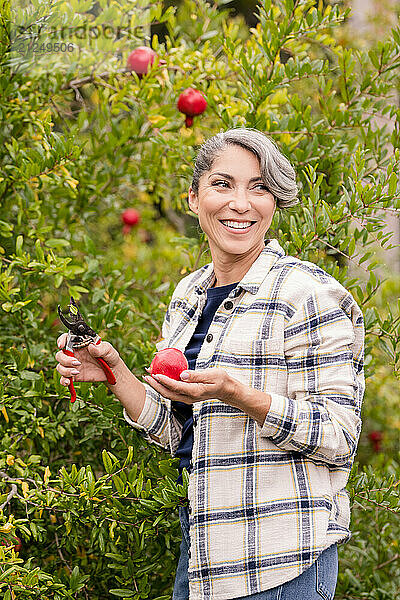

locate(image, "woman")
[[55, 128, 365, 600]]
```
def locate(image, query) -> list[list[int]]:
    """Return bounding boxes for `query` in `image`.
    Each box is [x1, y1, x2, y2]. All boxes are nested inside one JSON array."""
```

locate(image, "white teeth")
[[221, 220, 253, 229]]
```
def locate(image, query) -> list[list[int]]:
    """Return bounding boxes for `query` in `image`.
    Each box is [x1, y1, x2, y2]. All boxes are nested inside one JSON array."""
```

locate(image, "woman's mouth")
[[219, 220, 256, 233]]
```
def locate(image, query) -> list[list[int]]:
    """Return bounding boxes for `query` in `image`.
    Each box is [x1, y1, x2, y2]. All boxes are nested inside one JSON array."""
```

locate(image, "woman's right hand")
[[55, 333, 121, 387]]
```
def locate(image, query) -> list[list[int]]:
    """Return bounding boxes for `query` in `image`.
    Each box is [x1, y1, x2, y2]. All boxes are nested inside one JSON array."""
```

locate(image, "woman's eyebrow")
[[208, 172, 264, 183]]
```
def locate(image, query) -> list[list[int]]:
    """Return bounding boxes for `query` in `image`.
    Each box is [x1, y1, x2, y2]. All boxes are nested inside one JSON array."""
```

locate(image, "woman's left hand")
[[142, 367, 239, 406]]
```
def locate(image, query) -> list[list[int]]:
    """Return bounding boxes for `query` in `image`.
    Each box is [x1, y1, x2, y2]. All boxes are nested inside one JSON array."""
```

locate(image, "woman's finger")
[[56, 363, 80, 378], [57, 333, 67, 349], [55, 350, 80, 367]]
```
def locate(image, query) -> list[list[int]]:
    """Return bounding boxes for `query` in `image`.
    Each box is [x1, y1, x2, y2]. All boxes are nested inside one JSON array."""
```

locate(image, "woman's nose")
[[228, 192, 252, 211]]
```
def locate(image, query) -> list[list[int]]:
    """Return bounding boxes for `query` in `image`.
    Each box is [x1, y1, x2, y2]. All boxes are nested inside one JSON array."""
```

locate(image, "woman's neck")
[[210, 242, 265, 288]]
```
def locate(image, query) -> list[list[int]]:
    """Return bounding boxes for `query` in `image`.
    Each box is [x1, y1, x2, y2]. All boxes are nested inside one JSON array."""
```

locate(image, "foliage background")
[[0, 0, 399, 598]]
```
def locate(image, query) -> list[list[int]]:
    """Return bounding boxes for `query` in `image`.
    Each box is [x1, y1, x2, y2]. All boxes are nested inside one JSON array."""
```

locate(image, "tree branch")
[[0, 482, 18, 510]]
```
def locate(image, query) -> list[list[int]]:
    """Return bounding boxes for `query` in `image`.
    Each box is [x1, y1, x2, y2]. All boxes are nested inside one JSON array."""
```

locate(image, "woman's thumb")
[[87, 342, 102, 356], [87, 340, 120, 369]]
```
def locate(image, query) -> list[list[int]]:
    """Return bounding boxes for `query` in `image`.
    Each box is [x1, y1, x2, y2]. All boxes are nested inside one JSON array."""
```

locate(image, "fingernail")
[[72, 360, 81, 366], [71, 369, 80, 375]]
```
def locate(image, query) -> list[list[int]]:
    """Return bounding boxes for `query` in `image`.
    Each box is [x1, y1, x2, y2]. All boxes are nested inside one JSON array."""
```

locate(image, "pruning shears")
[[57, 296, 116, 403]]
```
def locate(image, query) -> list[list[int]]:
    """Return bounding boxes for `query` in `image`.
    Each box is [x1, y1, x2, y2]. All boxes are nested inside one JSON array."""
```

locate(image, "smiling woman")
[[122, 129, 365, 600], [56, 127, 365, 600], [186, 129, 298, 288]]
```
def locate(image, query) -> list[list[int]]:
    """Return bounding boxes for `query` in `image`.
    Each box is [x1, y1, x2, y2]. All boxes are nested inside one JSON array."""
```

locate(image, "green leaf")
[[68, 285, 90, 296], [20, 370, 41, 380], [84, 235, 97, 255], [15, 235, 23, 256], [0, 220, 13, 237], [102, 449, 113, 473], [113, 475, 125, 495], [45, 238, 70, 249], [109, 590, 135, 597], [93, 288, 105, 303], [11, 299, 33, 312], [19, 348, 29, 371]]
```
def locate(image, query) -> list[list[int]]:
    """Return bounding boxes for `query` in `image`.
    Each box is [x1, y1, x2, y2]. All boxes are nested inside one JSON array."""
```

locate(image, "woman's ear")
[[188, 186, 199, 215]]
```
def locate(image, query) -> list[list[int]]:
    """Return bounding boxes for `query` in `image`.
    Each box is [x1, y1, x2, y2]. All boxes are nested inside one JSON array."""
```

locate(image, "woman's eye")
[[212, 181, 268, 191], [212, 180, 229, 187]]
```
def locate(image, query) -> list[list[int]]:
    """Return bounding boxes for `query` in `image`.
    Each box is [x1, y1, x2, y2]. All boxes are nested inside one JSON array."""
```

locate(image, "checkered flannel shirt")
[[124, 238, 365, 600]]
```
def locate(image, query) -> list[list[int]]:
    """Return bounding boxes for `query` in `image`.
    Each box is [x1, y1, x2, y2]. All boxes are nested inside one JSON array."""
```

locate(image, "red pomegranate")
[[150, 348, 188, 381], [127, 46, 157, 76], [14, 536, 22, 552], [368, 430, 383, 452], [0, 535, 22, 552], [177, 88, 207, 127], [121, 208, 140, 235]]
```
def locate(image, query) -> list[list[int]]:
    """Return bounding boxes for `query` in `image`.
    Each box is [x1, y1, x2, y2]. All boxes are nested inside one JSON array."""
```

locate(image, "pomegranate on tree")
[[177, 88, 207, 127], [150, 348, 188, 381], [368, 430, 383, 452], [0, 535, 22, 552], [121, 208, 140, 235], [126, 46, 166, 77]]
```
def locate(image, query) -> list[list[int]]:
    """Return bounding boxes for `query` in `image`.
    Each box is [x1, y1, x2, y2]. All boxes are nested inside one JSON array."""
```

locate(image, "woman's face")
[[188, 145, 276, 259]]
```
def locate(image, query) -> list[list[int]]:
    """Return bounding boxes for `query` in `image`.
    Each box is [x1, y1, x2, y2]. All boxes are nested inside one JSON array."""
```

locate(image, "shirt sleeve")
[[122, 296, 184, 452], [259, 283, 365, 467]]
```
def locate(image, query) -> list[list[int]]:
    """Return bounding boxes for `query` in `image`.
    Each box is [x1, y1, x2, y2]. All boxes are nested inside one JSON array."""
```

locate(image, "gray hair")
[[191, 127, 299, 209]]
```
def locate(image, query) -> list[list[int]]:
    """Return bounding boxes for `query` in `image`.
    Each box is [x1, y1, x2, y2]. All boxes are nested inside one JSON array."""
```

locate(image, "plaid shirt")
[[124, 238, 365, 600]]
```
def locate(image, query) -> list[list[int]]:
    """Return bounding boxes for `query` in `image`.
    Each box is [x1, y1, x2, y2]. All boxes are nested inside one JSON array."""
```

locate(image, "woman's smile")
[[218, 219, 257, 233]]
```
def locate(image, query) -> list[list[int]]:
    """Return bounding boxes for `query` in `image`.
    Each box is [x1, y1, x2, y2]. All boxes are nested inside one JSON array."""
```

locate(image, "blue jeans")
[[173, 505, 338, 600]]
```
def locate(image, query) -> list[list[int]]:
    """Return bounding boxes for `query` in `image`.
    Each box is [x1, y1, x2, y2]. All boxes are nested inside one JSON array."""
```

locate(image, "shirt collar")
[[193, 238, 286, 297]]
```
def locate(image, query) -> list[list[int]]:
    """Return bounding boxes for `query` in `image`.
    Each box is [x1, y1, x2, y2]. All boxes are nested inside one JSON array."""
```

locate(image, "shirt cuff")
[[122, 384, 171, 451], [122, 384, 164, 432], [123, 407, 146, 430], [259, 392, 298, 441]]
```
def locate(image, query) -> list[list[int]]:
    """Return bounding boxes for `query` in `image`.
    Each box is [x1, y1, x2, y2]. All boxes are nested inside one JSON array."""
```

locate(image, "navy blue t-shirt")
[[172, 280, 239, 485]]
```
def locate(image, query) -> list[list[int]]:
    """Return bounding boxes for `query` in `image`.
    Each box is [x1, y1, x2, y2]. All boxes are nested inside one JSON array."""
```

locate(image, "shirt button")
[[224, 300, 233, 310], [206, 333, 213, 342]]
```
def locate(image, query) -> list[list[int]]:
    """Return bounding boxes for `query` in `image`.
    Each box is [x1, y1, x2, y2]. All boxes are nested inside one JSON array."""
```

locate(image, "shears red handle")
[[62, 338, 116, 403], [58, 296, 117, 403]]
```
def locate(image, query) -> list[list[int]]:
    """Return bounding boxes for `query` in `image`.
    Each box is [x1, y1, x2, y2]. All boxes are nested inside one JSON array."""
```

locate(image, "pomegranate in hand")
[[150, 348, 188, 381], [177, 88, 207, 127]]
